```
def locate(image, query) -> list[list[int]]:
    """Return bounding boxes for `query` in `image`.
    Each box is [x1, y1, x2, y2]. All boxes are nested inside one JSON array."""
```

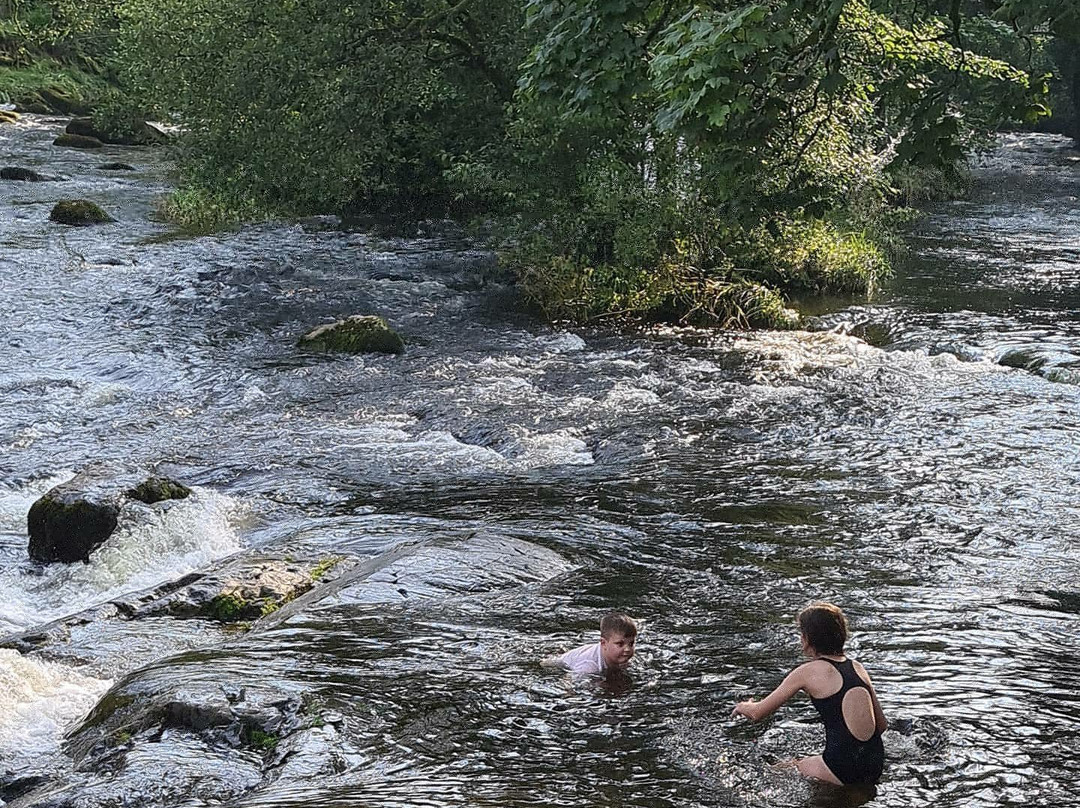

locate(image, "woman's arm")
[[731, 667, 806, 722]]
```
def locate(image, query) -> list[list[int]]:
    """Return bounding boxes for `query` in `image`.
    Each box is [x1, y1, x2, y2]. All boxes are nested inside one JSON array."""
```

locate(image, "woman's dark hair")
[[798, 602, 848, 655]]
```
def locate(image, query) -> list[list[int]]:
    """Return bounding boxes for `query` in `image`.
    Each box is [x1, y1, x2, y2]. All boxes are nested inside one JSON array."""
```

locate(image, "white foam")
[[603, 382, 663, 411], [0, 472, 74, 535], [0, 649, 111, 757], [537, 333, 586, 353], [732, 330, 1006, 385], [511, 430, 593, 469], [0, 488, 246, 635]]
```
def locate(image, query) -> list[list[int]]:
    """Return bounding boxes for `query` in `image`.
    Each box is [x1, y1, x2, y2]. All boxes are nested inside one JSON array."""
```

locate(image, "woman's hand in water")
[[731, 699, 759, 720]]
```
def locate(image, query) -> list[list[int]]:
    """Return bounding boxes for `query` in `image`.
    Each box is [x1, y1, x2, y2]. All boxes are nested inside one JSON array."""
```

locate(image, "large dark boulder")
[[27, 478, 121, 564], [1, 166, 49, 182], [298, 315, 405, 355], [49, 200, 114, 226], [65, 116, 167, 147], [27, 470, 192, 563]]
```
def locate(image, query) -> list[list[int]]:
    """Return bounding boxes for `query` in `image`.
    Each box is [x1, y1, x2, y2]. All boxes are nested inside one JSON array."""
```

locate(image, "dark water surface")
[[1, 120, 1079, 807]]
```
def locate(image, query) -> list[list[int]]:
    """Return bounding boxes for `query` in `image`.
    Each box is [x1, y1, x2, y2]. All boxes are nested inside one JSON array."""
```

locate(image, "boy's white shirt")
[[557, 641, 606, 675]]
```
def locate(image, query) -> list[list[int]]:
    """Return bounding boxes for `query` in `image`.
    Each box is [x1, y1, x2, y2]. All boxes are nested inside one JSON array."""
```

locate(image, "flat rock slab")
[[338, 533, 573, 603]]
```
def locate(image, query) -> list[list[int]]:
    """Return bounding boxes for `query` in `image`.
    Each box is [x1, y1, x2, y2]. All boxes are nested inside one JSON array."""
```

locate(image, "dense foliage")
[[2, 0, 1076, 326]]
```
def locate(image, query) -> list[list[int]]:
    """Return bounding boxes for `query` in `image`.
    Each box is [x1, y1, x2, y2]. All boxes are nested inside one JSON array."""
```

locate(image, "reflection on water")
[[1, 119, 1080, 807]]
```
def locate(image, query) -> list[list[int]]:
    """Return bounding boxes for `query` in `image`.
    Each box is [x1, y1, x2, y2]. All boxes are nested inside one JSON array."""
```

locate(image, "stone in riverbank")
[[65, 116, 166, 147], [1, 166, 49, 182], [49, 199, 114, 226], [298, 314, 405, 355], [27, 469, 192, 563], [53, 133, 104, 149]]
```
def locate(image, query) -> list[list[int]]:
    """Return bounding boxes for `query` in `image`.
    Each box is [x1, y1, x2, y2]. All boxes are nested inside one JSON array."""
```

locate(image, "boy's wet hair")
[[798, 602, 848, 655], [600, 612, 638, 638]]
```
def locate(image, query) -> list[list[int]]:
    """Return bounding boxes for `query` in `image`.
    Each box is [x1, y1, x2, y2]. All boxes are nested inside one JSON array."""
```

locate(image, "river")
[[1, 118, 1078, 807]]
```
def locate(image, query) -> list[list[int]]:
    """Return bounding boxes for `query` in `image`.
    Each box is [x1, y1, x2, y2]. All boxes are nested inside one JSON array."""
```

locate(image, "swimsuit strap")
[[817, 657, 869, 695]]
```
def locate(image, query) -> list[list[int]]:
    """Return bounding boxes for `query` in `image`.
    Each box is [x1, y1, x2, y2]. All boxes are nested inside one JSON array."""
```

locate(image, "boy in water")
[[731, 602, 887, 786], [543, 612, 638, 676]]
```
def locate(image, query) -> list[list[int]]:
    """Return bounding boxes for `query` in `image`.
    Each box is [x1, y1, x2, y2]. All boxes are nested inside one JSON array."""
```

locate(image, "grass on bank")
[[0, 57, 106, 110]]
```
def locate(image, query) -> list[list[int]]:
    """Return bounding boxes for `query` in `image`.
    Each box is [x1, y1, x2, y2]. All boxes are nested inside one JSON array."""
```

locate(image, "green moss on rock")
[[299, 315, 405, 355], [50, 199, 114, 226], [206, 593, 250, 622], [126, 477, 191, 505]]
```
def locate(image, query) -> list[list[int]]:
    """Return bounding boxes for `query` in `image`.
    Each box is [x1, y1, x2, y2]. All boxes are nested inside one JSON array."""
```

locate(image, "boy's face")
[[600, 631, 636, 669]]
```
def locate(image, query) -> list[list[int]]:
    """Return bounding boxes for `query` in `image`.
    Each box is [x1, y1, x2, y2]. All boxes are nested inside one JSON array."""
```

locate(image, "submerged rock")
[[0, 166, 49, 182], [49, 199, 114, 226], [98, 162, 136, 171], [27, 469, 192, 563], [53, 133, 104, 149], [298, 314, 405, 355]]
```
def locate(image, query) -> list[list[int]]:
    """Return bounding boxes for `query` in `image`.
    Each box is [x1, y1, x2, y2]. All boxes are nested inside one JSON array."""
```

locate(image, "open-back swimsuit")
[[809, 657, 885, 785]]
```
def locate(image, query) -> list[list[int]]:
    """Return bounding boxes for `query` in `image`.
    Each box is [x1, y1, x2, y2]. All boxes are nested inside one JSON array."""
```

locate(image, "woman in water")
[[731, 601, 886, 785]]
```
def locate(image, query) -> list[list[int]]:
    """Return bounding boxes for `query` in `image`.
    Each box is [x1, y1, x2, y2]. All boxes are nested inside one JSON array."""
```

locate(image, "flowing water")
[[1, 118, 1079, 807]]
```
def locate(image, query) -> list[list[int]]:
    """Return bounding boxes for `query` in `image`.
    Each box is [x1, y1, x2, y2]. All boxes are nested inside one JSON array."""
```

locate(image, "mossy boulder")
[[50, 199, 114, 226], [1, 167, 48, 182], [28, 492, 120, 564], [27, 473, 123, 564], [298, 315, 405, 355], [99, 162, 136, 172], [53, 133, 104, 149], [126, 476, 191, 505], [27, 469, 192, 563]]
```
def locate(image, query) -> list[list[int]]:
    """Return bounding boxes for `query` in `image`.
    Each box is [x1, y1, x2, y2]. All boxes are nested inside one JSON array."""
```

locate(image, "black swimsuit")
[[809, 658, 885, 785]]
